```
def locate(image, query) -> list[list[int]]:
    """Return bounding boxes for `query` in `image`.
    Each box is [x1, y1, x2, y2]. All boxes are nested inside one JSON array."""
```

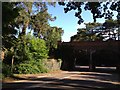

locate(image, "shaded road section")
[[2, 67, 120, 90]]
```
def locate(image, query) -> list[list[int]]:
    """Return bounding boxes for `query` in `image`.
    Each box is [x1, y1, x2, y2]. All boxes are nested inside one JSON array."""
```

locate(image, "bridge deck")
[[58, 41, 120, 50]]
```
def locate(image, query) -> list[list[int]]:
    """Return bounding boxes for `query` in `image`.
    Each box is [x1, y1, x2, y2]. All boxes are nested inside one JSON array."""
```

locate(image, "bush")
[[2, 63, 13, 78], [3, 34, 49, 74], [13, 34, 49, 74], [14, 34, 48, 64], [28, 35, 48, 60], [15, 60, 48, 74]]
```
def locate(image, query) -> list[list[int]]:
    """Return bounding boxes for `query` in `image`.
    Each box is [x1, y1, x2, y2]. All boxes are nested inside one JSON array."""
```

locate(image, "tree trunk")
[[11, 55, 14, 72], [21, 20, 29, 35]]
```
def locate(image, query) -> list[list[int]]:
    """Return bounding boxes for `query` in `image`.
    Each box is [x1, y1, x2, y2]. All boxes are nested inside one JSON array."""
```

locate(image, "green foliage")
[[15, 60, 48, 74], [13, 38, 31, 64], [71, 28, 102, 42], [85, 22, 102, 31], [2, 2, 62, 75], [2, 63, 13, 78], [44, 27, 63, 57], [13, 34, 48, 64], [3, 34, 49, 74], [58, 2, 120, 24], [3, 48, 14, 65], [15, 2, 56, 36], [2, 2, 19, 50], [12, 34, 49, 74], [71, 20, 120, 41], [2, 2, 19, 36], [45, 27, 63, 49], [103, 19, 118, 28], [28, 35, 48, 60]]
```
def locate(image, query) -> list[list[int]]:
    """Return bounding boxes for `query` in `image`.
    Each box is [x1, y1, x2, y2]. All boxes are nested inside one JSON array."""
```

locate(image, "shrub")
[[15, 60, 48, 74], [3, 34, 49, 74], [28, 35, 48, 60], [14, 34, 48, 63], [2, 63, 13, 78]]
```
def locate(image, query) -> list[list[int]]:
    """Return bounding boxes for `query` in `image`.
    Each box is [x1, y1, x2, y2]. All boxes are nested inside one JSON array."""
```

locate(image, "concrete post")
[[89, 49, 95, 71]]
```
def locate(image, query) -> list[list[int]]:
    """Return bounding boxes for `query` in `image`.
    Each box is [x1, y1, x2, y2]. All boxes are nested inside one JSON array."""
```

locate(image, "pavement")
[[2, 67, 120, 90]]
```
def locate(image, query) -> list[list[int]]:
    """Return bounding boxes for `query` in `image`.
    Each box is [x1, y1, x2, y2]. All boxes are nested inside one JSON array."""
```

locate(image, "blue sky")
[[47, 3, 117, 42]]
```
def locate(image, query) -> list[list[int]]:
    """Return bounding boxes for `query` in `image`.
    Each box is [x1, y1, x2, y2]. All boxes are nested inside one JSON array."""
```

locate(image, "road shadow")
[[2, 76, 120, 90], [2, 67, 120, 90]]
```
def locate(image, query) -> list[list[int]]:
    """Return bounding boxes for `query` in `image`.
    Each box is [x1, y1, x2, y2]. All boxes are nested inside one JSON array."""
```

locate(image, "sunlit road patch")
[[2, 67, 120, 90]]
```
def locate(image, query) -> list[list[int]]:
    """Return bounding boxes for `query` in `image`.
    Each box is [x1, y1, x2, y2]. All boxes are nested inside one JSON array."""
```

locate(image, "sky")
[[47, 3, 117, 42]]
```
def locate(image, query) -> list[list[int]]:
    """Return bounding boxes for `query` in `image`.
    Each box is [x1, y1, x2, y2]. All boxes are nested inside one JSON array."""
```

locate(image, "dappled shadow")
[[2, 77, 120, 90], [2, 68, 120, 90], [73, 66, 120, 81], [10, 75, 29, 80]]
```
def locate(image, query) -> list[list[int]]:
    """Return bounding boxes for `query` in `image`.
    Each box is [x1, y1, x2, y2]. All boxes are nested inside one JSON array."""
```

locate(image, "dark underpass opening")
[[74, 49, 119, 72], [57, 41, 120, 72]]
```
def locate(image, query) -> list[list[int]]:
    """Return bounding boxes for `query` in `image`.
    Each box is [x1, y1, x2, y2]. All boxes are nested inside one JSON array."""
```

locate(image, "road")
[[2, 67, 120, 90]]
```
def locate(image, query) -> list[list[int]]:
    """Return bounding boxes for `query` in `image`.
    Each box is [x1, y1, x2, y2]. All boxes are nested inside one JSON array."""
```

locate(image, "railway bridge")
[[57, 41, 120, 71]]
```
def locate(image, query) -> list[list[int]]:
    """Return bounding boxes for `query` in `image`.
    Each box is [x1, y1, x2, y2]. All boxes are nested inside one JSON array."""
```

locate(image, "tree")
[[58, 1, 120, 41], [58, 1, 120, 24], [71, 27, 102, 42], [2, 2, 20, 49], [103, 19, 120, 40], [15, 2, 56, 37], [71, 19, 120, 42], [85, 22, 102, 31], [44, 27, 64, 57], [2, 2, 56, 62], [2, 2, 58, 75], [71, 28, 88, 41], [45, 27, 63, 49], [71, 22, 103, 41]]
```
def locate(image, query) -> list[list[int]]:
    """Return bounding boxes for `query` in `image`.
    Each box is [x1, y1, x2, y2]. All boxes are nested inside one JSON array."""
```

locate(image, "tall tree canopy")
[[2, 2, 20, 49], [15, 2, 56, 36], [103, 19, 120, 40], [71, 20, 120, 42], [2, 2, 57, 49], [2, 2, 64, 56], [58, 1, 120, 24], [2, 2, 64, 75], [59, 1, 120, 41], [71, 23, 103, 42], [44, 26, 64, 49]]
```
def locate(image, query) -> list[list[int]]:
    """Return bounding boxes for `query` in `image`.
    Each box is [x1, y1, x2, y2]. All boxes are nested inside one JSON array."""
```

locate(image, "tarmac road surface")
[[2, 67, 120, 90]]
